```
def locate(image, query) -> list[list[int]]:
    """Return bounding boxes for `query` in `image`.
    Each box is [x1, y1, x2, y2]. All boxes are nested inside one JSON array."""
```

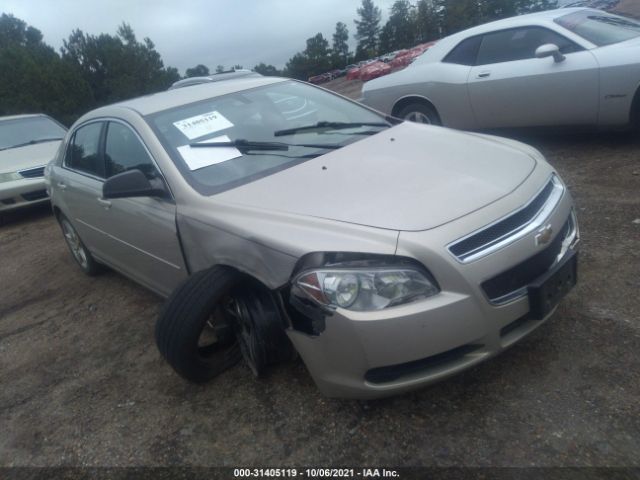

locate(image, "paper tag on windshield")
[[173, 111, 233, 140], [177, 135, 242, 171]]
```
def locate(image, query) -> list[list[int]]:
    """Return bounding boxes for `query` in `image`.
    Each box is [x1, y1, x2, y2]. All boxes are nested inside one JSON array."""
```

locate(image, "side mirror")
[[535, 43, 565, 63], [103, 169, 166, 199]]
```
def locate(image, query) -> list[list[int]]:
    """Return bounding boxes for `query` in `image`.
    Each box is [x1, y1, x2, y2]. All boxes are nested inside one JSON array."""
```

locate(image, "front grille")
[[482, 217, 572, 303], [21, 189, 48, 201], [449, 178, 559, 262], [365, 344, 483, 384], [18, 166, 45, 178]]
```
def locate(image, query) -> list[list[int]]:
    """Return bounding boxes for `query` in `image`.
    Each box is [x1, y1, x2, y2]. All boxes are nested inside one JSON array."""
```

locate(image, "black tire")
[[631, 88, 640, 131], [57, 214, 103, 276], [155, 266, 244, 383], [397, 102, 441, 125]]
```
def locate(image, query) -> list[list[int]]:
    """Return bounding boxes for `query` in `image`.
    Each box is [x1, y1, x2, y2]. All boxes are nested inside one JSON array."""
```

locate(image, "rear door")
[[467, 26, 600, 128], [58, 121, 112, 258]]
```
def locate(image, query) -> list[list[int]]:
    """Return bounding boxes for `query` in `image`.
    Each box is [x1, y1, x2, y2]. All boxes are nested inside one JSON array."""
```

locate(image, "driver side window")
[[476, 27, 583, 66], [104, 122, 160, 180]]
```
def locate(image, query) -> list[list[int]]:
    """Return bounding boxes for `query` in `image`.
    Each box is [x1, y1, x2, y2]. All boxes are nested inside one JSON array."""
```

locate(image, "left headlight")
[[0, 172, 21, 183], [295, 268, 439, 312]]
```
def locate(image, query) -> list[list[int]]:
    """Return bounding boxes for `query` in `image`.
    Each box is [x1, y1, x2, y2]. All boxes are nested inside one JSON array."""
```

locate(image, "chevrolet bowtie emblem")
[[535, 224, 553, 246]]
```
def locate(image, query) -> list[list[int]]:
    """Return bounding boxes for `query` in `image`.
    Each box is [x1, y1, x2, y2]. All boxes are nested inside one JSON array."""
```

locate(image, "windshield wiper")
[[189, 139, 342, 151], [273, 121, 389, 137], [0, 137, 63, 151]]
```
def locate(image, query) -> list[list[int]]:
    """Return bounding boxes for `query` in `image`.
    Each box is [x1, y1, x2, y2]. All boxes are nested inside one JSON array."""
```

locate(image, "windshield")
[[555, 10, 640, 46], [147, 80, 389, 195], [0, 116, 66, 151]]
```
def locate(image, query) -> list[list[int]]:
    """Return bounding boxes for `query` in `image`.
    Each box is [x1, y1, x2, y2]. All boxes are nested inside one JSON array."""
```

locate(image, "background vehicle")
[[362, 8, 640, 129], [47, 76, 578, 399], [169, 69, 261, 90], [0, 114, 66, 213]]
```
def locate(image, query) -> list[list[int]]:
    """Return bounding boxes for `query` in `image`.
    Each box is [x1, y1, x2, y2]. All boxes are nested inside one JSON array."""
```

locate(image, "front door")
[[467, 26, 600, 128]]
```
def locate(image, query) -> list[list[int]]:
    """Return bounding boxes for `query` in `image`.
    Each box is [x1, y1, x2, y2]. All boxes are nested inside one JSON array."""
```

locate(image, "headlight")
[[0, 172, 21, 183], [295, 268, 439, 312]]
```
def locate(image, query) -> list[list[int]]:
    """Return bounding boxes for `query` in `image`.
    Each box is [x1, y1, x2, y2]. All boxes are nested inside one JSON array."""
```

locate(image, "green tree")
[[415, 0, 440, 43], [284, 33, 332, 80], [61, 23, 179, 107], [379, 0, 417, 53], [0, 14, 92, 125], [215, 65, 225, 73], [253, 63, 280, 76], [185, 64, 210, 77], [332, 22, 350, 68], [354, 0, 382, 60], [435, 0, 483, 35]]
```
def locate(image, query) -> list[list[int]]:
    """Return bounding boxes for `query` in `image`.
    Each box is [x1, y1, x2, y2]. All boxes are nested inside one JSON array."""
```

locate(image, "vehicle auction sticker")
[[173, 110, 233, 140], [177, 135, 242, 171]]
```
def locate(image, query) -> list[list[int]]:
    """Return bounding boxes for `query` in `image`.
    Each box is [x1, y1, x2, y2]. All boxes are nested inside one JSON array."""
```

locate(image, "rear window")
[[555, 10, 640, 46], [443, 36, 482, 66]]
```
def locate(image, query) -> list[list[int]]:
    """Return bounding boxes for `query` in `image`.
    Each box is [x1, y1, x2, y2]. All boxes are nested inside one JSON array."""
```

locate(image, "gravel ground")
[[1, 126, 639, 468]]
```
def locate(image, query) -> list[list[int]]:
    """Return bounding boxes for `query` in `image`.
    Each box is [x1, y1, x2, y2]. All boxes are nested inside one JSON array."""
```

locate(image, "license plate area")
[[527, 250, 578, 320]]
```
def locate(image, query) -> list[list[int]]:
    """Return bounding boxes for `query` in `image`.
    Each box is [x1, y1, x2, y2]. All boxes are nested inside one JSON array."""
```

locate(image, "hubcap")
[[405, 111, 432, 124], [61, 219, 88, 269]]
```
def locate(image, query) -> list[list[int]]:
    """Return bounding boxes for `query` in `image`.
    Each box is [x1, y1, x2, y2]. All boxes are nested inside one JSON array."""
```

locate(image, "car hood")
[[216, 123, 538, 231], [0, 141, 61, 174]]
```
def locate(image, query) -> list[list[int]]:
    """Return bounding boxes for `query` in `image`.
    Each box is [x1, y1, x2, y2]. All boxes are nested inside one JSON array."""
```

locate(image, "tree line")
[[1, 0, 557, 126]]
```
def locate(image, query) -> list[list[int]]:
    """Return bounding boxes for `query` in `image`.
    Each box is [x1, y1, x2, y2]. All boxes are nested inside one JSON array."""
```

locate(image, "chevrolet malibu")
[[46, 77, 579, 398], [1, 114, 66, 214], [362, 8, 640, 130]]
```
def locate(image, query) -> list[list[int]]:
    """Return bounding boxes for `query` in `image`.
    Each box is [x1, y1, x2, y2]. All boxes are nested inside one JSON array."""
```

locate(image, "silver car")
[[46, 77, 579, 399], [1, 114, 66, 213], [362, 8, 640, 130]]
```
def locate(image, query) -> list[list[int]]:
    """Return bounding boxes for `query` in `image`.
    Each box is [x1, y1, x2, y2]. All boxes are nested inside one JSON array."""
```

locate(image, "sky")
[[2, 0, 400, 74]]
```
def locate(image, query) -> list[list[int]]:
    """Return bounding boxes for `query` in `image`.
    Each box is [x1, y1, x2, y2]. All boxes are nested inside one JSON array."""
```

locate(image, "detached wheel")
[[397, 102, 441, 125], [155, 267, 293, 383], [58, 214, 102, 276]]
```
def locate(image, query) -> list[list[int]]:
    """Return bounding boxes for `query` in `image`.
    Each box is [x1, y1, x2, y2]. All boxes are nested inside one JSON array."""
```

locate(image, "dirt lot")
[[1, 115, 640, 467]]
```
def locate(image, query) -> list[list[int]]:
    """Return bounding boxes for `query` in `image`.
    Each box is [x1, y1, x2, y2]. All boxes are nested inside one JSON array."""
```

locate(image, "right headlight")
[[0, 172, 21, 183], [295, 268, 439, 312]]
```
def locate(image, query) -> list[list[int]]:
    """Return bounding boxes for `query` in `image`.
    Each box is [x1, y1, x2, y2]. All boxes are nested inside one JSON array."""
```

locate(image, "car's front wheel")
[[397, 102, 441, 125], [155, 267, 294, 383], [58, 214, 102, 276]]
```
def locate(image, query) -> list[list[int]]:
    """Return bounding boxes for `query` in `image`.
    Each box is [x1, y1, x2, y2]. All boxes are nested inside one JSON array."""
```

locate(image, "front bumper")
[[0, 178, 49, 212], [286, 174, 578, 399]]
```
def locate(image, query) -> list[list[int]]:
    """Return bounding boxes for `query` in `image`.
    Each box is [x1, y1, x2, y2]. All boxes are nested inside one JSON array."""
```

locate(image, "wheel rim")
[[224, 295, 262, 377], [197, 304, 237, 358], [404, 111, 432, 124], [61, 219, 89, 269]]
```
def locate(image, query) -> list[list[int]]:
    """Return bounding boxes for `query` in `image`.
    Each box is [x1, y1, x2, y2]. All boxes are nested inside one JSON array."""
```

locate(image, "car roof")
[[80, 76, 290, 120], [0, 113, 48, 122], [449, 7, 598, 38], [415, 7, 601, 63], [169, 70, 262, 90]]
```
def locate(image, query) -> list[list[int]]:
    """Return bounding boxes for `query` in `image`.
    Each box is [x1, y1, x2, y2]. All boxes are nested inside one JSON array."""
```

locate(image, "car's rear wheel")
[[155, 267, 293, 383], [58, 214, 102, 276], [631, 86, 640, 131], [397, 102, 441, 125]]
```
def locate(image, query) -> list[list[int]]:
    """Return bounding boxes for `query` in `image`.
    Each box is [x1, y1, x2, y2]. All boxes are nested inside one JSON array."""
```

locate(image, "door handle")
[[97, 197, 112, 210], [477, 72, 491, 78], [57, 182, 67, 190]]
